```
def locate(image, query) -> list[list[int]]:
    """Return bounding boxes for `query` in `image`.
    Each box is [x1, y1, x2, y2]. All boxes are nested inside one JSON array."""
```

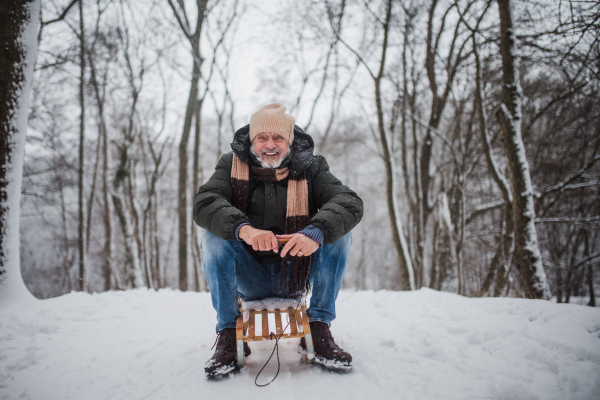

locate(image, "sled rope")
[[254, 254, 312, 387]]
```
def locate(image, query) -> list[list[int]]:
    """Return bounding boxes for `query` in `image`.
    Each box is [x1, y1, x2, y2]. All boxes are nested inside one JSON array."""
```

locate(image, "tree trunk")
[[178, 55, 199, 292], [374, 0, 415, 290], [493, 207, 513, 296], [0, 0, 40, 306], [496, 0, 547, 299], [556, 268, 563, 303], [88, 52, 115, 291], [191, 98, 207, 291], [400, 21, 417, 275], [419, 2, 440, 282], [411, 90, 424, 288], [77, 0, 86, 292], [437, 193, 458, 292], [112, 191, 145, 288], [171, 0, 208, 292], [112, 127, 145, 288], [587, 264, 595, 307], [152, 195, 162, 288], [127, 170, 144, 284], [57, 171, 73, 291], [102, 123, 114, 290], [472, 32, 514, 297]]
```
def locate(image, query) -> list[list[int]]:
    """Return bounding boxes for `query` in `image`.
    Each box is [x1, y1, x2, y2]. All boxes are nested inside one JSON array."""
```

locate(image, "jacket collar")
[[230, 124, 315, 176]]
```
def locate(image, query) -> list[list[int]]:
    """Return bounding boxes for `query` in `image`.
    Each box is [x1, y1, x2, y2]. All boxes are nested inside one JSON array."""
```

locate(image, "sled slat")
[[275, 310, 283, 335], [236, 317, 244, 342], [262, 310, 269, 338], [295, 310, 304, 332], [300, 306, 311, 337], [248, 310, 255, 339], [288, 308, 298, 335]]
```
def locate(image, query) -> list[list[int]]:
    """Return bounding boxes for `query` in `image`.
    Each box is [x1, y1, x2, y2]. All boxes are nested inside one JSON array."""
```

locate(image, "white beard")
[[250, 143, 290, 169]]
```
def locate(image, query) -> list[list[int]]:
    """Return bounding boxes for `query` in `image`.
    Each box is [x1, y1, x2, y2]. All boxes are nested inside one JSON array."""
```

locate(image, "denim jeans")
[[201, 230, 352, 332]]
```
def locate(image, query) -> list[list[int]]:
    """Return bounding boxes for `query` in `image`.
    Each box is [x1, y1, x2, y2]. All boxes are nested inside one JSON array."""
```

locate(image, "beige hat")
[[249, 103, 295, 144]]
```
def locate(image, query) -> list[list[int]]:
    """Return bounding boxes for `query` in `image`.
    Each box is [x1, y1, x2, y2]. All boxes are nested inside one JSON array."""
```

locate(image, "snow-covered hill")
[[1, 289, 599, 400]]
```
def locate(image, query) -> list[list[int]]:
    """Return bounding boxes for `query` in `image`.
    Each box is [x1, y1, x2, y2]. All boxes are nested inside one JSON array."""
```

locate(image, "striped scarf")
[[231, 154, 311, 295]]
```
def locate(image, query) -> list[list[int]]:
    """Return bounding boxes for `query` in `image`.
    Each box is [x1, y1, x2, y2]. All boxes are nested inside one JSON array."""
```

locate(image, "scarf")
[[231, 154, 311, 295]]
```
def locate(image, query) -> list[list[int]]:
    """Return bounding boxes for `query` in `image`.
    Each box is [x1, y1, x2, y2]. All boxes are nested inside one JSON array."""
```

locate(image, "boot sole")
[[205, 360, 238, 378], [298, 343, 352, 372], [311, 354, 352, 372]]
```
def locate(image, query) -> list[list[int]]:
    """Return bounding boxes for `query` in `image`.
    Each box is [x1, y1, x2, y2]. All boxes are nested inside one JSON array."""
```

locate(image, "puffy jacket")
[[193, 124, 363, 263]]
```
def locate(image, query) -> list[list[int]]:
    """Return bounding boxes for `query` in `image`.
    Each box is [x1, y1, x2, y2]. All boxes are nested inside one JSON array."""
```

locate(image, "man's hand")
[[277, 233, 319, 258], [238, 225, 279, 253]]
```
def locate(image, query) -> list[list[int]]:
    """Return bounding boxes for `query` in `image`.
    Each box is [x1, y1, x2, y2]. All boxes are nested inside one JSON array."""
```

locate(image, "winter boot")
[[205, 329, 250, 377], [299, 321, 352, 370]]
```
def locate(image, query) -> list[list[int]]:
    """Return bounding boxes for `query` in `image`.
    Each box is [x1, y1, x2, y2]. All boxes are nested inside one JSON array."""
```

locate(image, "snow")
[[1, 289, 599, 400]]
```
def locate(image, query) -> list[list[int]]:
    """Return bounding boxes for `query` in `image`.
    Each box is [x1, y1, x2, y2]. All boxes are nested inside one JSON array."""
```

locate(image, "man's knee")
[[201, 231, 236, 272]]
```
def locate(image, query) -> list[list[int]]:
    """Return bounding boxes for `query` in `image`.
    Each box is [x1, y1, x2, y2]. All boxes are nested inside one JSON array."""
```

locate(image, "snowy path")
[[1, 289, 599, 400]]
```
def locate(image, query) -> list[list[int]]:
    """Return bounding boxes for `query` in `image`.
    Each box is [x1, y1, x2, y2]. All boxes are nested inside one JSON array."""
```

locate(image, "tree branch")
[[42, 0, 79, 26], [538, 155, 600, 200], [166, 0, 194, 39], [465, 200, 505, 225], [536, 217, 600, 223]]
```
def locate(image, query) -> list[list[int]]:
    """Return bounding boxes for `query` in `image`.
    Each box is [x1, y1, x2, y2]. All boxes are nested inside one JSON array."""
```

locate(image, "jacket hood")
[[230, 124, 315, 176]]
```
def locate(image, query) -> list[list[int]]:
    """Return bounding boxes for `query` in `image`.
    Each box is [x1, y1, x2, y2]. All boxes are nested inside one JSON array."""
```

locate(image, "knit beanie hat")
[[249, 103, 295, 144]]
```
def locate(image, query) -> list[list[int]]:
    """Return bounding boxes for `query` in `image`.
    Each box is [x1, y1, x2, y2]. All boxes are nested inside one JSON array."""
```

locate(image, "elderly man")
[[194, 103, 363, 376]]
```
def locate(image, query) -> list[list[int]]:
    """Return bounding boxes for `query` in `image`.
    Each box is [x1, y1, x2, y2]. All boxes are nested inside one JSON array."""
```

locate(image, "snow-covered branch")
[[535, 217, 600, 223], [465, 200, 505, 225], [538, 155, 600, 199]]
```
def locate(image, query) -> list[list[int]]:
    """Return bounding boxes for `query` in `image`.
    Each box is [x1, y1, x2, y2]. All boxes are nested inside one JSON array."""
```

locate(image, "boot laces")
[[211, 329, 235, 351], [314, 321, 334, 342]]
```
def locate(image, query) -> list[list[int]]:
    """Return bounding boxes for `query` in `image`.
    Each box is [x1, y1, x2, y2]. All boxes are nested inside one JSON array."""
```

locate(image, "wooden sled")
[[235, 296, 315, 368]]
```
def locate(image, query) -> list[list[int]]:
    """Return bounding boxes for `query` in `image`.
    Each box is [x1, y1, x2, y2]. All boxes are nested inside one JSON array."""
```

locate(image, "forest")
[[12, 0, 600, 304]]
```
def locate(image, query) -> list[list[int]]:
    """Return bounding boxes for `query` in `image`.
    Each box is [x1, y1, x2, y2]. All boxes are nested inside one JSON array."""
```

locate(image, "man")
[[193, 103, 363, 376]]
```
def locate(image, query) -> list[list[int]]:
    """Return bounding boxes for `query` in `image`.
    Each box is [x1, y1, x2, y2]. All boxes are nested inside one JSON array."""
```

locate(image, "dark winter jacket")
[[193, 124, 363, 263]]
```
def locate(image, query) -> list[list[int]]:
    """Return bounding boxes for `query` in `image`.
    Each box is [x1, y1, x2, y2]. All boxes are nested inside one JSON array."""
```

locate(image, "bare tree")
[[77, 0, 86, 291], [166, 0, 209, 291], [496, 0, 547, 299], [458, 1, 513, 297], [332, 0, 415, 290]]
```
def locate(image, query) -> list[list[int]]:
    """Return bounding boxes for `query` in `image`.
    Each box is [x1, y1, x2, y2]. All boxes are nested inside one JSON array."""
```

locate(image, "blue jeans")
[[201, 231, 352, 332]]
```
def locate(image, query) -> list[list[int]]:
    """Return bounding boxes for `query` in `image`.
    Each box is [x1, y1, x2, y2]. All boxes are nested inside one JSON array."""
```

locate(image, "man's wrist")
[[298, 225, 324, 246], [235, 223, 251, 241]]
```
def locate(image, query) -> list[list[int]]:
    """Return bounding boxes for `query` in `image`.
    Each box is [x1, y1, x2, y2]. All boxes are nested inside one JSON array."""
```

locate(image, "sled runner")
[[235, 295, 315, 367]]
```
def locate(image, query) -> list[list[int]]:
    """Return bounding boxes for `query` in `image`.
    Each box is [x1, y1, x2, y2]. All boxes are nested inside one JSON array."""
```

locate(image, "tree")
[[332, 0, 416, 290], [0, 0, 41, 306], [166, 0, 209, 291], [77, 0, 86, 291], [496, 0, 547, 299]]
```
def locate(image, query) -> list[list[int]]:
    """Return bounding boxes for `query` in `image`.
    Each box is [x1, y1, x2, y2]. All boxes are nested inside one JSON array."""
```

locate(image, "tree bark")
[[0, 0, 40, 306], [496, 0, 547, 299], [102, 119, 113, 290], [191, 98, 206, 291], [77, 0, 86, 292], [112, 191, 145, 287], [587, 264, 595, 307]]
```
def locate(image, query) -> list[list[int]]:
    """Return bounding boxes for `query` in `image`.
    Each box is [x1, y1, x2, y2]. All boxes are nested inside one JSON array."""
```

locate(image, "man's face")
[[251, 132, 289, 168]]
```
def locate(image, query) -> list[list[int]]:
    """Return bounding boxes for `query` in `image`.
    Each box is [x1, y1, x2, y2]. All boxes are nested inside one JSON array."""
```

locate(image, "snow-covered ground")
[[1, 288, 599, 400]]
